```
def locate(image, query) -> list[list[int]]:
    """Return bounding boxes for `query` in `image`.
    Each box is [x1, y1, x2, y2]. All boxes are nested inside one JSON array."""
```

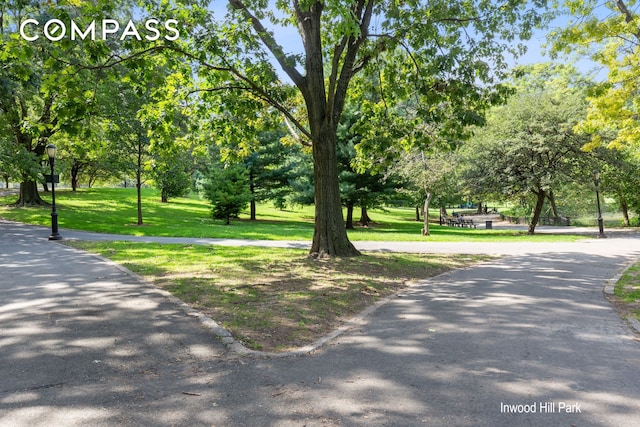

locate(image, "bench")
[[442, 217, 476, 228], [459, 219, 476, 229]]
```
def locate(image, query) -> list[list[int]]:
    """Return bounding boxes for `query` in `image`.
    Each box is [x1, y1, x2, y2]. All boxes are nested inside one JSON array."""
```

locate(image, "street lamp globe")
[[46, 143, 57, 160]]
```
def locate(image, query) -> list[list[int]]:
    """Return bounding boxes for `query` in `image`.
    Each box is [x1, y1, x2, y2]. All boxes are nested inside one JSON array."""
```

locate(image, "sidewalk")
[[2, 220, 640, 426], [11, 218, 640, 256]]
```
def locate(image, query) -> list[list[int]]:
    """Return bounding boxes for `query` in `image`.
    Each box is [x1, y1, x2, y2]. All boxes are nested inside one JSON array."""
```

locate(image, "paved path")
[[2, 220, 640, 426], [27, 220, 640, 256]]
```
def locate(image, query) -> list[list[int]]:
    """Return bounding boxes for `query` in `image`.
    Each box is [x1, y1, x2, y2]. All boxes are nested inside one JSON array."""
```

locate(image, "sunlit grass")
[[612, 261, 640, 322], [616, 262, 640, 303], [1, 187, 587, 242]]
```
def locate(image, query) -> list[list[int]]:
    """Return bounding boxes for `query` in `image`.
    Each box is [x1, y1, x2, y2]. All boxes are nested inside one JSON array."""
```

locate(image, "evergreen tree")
[[202, 163, 251, 225]]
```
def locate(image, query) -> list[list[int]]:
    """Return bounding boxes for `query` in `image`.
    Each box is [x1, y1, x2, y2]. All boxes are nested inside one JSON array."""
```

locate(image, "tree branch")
[[228, 0, 304, 87], [46, 45, 172, 72], [327, 0, 367, 106], [169, 46, 313, 143], [332, 0, 374, 123], [613, 0, 640, 42]]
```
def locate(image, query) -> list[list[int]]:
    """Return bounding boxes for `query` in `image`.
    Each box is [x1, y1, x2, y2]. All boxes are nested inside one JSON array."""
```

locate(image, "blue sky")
[[209, 1, 607, 80]]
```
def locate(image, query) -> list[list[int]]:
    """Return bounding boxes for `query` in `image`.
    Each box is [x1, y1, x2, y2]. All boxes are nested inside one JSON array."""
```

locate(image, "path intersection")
[[1, 220, 640, 426]]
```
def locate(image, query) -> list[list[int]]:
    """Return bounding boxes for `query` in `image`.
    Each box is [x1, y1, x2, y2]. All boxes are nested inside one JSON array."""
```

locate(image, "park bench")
[[442, 216, 476, 228], [459, 218, 476, 228], [445, 217, 456, 226]]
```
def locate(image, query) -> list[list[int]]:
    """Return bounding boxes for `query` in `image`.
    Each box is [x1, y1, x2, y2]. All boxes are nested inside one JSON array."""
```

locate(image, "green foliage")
[[337, 105, 403, 224], [151, 148, 193, 202], [163, 0, 553, 255], [243, 129, 312, 211], [550, 0, 640, 151], [202, 163, 251, 224], [394, 149, 461, 210], [0, 0, 137, 201], [460, 64, 592, 232], [595, 147, 640, 222]]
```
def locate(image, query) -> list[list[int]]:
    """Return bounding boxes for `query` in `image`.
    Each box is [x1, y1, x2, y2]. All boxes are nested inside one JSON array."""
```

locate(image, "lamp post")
[[593, 170, 606, 239], [46, 144, 62, 241]]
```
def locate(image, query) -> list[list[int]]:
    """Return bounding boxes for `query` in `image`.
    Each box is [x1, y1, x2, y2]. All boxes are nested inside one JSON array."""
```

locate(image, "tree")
[[461, 64, 592, 234], [337, 106, 402, 229], [151, 145, 194, 203], [0, 119, 24, 188], [102, 80, 151, 225], [594, 147, 640, 226], [551, 0, 640, 151], [243, 129, 308, 218], [202, 162, 251, 225], [168, 0, 549, 256], [395, 150, 459, 235], [0, 0, 133, 206]]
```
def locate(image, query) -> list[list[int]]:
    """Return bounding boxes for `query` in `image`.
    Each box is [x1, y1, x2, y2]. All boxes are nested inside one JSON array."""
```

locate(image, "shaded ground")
[[2, 221, 640, 426], [65, 240, 486, 352]]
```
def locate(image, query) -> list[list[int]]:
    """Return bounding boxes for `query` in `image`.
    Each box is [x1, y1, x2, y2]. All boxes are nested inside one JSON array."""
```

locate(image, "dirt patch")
[[157, 254, 477, 352], [607, 276, 640, 328]]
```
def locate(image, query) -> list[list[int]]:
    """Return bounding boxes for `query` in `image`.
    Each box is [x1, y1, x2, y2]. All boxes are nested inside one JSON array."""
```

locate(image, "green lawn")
[[1, 187, 587, 242], [614, 261, 640, 321]]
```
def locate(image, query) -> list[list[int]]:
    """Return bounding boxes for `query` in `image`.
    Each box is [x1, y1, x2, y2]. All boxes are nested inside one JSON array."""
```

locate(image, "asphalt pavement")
[[2, 220, 640, 426]]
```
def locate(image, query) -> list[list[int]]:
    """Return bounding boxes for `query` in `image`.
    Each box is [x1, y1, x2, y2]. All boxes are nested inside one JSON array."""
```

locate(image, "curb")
[[603, 257, 640, 335], [56, 240, 471, 358], [57, 240, 405, 358]]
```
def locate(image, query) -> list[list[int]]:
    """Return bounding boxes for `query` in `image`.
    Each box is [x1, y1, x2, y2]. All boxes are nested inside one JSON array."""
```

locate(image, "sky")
[[209, 1, 610, 81], [514, 11, 608, 80]]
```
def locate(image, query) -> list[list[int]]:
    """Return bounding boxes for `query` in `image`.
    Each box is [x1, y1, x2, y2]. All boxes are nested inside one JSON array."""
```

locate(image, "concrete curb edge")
[[603, 257, 640, 334], [56, 239, 478, 359]]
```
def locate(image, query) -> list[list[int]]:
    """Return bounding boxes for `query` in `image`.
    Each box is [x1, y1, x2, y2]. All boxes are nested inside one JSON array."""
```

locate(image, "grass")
[[65, 240, 491, 352], [0, 187, 589, 242], [613, 261, 640, 321]]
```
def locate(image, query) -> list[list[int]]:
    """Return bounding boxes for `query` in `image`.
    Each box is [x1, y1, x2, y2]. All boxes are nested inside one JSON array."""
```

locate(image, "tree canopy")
[[551, 0, 640, 151], [166, 0, 550, 256], [461, 64, 592, 234]]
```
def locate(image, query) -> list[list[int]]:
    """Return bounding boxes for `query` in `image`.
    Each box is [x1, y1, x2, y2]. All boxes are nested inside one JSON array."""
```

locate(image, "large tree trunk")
[[13, 180, 47, 207], [13, 133, 47, 203], [294, 1, 359, 257], [71, 160, 81, 192], [309, 125, 360, 257], [528, 189, 546, 235], [422, 192, 432, 236]]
